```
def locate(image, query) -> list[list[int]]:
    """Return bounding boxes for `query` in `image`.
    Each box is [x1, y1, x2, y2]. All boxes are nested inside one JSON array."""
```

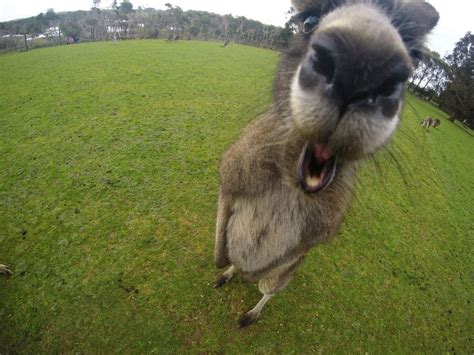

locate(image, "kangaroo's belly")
[[226, 185, 306, 274]]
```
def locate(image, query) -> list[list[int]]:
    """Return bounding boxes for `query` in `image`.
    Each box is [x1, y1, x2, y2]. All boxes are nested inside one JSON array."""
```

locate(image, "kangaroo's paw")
[[213, 265, 236, 289], [213, 275, 231, 289], [0, 264, 12, 276], [238, 294, 273, 328], [238, 310, 259, 328]]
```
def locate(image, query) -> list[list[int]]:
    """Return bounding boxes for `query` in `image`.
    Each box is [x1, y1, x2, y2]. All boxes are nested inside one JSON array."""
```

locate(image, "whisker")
[[381, 146, 415, 204]]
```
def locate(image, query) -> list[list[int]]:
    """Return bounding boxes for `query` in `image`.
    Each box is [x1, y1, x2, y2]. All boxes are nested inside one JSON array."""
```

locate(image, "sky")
[[0, 0, 472, 56]]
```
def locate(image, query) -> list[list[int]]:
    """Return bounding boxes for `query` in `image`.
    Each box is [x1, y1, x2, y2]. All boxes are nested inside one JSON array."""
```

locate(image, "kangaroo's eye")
[[303, 16, 319, 34]]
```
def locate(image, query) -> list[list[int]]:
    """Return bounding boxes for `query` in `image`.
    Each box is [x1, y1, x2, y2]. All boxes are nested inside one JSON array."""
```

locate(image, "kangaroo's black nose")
[[300, 32, 411, 111]]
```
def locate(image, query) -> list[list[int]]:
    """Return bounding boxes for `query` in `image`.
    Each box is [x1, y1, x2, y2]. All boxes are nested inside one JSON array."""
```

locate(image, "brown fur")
[[214, 0, 439, 326]]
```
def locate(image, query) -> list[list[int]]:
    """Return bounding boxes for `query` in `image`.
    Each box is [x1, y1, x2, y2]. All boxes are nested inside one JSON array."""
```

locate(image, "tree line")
[[0, 1, 293, 52]]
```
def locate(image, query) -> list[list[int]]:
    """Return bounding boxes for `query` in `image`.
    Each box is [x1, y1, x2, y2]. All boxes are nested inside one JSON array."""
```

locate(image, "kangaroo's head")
[[276, 0, 439, 194]]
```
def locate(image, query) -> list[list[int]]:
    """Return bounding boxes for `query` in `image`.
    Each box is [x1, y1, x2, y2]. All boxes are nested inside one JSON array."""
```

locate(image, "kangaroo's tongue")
[[297, 143, 337, 194], [315, 144, 333, 162]]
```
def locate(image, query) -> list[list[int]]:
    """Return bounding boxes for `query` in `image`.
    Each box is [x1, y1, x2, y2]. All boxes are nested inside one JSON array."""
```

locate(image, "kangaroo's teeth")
[[306, 175, 321, 188]]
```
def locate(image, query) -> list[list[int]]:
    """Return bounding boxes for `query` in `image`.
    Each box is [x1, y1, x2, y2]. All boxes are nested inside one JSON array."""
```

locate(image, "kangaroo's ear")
[[291, 0, 345, 18], [392, 1, 440, 46], [291, 0, 324, 13]]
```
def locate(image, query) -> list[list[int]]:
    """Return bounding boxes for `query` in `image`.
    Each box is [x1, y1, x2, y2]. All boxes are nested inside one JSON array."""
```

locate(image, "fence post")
[[23, 34, 28, 51]]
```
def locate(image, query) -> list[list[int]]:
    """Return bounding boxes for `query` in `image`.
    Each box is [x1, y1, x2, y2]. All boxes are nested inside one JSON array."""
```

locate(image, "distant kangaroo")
[[421, 117, 440, 131], [167, 34, 180, 42], [422, 116, 434, 130], [213, 0, 439, 327]]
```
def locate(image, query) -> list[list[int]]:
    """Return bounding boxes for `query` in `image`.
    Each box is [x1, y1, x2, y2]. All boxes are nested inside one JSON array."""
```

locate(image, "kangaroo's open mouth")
[[297, 143, 337, 194]]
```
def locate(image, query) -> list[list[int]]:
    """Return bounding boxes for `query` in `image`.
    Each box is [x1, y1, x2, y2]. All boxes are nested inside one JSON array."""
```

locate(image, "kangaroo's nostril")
[[311, 47, 336, 84], [311, 37, 337, 84]]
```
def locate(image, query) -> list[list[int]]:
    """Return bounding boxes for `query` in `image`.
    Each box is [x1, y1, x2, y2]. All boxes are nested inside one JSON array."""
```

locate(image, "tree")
[[119, 1, 134, 15], [60, 18, 82, 42], [408, 49, 449, 102], [279, 24, 294, 47], [44, 9, 59, 24], [86, 16, 99, 41], [44, 9, 62, 45], [438, 32, 474, 126]]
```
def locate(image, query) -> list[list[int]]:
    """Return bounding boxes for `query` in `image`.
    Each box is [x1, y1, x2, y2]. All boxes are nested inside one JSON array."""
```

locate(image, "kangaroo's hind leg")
[[238, 256, 304, 328]]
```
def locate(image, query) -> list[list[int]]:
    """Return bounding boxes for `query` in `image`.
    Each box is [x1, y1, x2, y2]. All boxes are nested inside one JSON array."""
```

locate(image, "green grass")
[[0, 40, 472, 353]]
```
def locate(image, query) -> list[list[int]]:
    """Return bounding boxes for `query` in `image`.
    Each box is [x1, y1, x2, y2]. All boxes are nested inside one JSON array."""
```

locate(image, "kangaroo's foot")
[[0, 264, 12, 276], [213, 265, 236, 289], [238, 294, 273, 328]]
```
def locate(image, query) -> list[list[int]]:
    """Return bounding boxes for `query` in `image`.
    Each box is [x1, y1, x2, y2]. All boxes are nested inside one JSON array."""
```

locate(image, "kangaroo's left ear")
[[392, 1, 440, 46]]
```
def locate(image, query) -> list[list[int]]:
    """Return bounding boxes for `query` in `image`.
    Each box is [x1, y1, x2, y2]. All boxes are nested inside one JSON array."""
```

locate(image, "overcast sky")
[[1, 0, 472, 55]]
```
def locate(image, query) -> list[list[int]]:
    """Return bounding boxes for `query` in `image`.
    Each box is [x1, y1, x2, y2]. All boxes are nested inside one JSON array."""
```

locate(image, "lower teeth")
[[306, 175, 321, 188]]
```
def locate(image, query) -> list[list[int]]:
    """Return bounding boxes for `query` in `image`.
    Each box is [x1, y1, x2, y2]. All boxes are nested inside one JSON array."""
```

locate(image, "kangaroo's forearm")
[[219, 117, 281, 197], [219, 143, 279, 197]]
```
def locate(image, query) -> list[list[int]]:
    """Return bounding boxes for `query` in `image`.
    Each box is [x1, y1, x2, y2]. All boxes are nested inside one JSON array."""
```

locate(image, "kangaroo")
[[421, 116, 434, 130], [167, 34, 180, 42], [214, 0, 439, 327], [421, 117, 440, 131]]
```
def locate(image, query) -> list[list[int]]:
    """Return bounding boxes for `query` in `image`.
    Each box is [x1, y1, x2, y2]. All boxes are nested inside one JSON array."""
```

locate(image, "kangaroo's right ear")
[[392, 1, 440, 47]]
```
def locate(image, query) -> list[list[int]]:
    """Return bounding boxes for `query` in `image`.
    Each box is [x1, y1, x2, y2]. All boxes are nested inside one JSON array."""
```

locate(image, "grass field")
[[0, 40, 472, 353]]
